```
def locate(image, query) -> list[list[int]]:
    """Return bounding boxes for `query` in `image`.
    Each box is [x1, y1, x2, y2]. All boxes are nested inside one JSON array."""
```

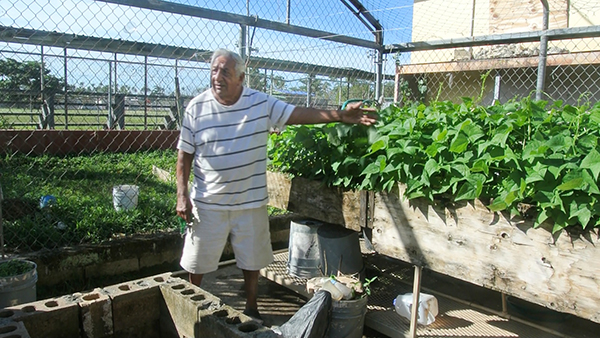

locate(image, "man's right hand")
[[176, 194, 193, 223]]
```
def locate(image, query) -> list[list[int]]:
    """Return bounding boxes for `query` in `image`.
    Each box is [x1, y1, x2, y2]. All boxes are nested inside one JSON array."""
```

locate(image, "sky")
[[0, 0, 414, 96]]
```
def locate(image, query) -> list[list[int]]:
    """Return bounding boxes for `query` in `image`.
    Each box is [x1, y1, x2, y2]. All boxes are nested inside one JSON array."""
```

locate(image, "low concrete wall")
[[22, 214, 298, 299], [0, 273, 278, 338]]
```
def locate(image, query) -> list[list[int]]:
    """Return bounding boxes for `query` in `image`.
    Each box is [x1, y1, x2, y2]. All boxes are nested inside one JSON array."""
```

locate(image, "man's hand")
[[176, 193, 193, 223], [339, 101, 378, 126]]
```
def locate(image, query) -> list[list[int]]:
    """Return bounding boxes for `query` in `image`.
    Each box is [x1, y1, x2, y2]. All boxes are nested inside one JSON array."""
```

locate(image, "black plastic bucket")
[[317, 223, 364, 280]]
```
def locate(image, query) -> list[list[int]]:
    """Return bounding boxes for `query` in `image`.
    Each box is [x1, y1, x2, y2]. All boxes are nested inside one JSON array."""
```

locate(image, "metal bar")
[[0, 25, 385, 80], [108, 61, 113, 129], [384, 25, 600, 53], [96, 0, 380, 50], [536, 0, 550, 101], [144, 55, 148, 129], [63, 48, 68, 129], [375, 50, 383, 100], [345, 0, 384, 44]]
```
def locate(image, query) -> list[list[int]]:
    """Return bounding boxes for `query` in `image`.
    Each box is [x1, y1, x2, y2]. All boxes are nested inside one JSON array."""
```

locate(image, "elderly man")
[[176, 48, 377, 321]]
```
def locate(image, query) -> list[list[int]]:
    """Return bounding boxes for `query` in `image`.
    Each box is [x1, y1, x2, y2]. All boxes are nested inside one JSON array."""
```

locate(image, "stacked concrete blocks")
[[100, 272, 172, 338], [1, 294, 80, 338], [0, 320, 31, 338], [0, 271, 280, 338], [159, 277, 278, 338]]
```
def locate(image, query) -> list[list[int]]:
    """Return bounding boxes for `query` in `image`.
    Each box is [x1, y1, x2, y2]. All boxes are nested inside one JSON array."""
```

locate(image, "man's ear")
[[239, 72, 245, 83]]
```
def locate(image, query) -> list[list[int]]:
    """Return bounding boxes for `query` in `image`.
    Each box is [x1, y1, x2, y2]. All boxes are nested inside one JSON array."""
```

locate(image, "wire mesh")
[[1, 0, 600, 253]]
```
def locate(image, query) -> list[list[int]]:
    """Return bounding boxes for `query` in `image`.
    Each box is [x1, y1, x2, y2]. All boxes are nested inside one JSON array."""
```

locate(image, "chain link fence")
[[1, 0, 599, 253]]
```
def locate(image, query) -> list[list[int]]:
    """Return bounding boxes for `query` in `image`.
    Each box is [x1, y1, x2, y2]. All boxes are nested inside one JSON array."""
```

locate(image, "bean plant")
[[268, 97, 600, 233]]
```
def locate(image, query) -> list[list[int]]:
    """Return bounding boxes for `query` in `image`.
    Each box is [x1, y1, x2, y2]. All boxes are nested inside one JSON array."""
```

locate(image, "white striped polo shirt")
[[177, 87, 294, 210]]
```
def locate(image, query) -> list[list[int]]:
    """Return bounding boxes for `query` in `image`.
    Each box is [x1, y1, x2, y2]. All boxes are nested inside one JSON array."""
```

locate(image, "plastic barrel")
[[287, 219, 323, 278], [317, 223, 364, 280], [0, 261, 37, 308], [112, 185, 139, 211], [327, 296, 368, 338]]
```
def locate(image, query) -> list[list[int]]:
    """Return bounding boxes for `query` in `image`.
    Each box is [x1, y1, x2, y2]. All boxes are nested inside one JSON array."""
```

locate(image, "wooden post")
[[114, 93, 126, 130], [409, 265, 423, 338]]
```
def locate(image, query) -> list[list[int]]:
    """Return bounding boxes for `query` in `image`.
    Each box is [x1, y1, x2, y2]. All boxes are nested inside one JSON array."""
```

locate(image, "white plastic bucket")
[[112, 185, 139, 211]]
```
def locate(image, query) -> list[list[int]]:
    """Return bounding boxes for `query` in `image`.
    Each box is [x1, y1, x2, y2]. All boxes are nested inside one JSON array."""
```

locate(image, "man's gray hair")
[[211, 49, 246, 77]]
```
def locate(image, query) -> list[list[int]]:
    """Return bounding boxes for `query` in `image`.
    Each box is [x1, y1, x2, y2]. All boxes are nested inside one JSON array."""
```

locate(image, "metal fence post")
[[64, 47, 69, 129], [107, 60, 114, 129], [536, 0, 550, 101]]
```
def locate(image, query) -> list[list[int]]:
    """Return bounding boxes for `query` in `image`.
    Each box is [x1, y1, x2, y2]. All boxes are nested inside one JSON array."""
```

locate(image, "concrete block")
[[196, 305, 279, 338], [0, 320, 30, 338], [159, 278, 223, 338], [2, 296, 80, 338], [101, 274, 171, 334], [79, 289, 113, 338]]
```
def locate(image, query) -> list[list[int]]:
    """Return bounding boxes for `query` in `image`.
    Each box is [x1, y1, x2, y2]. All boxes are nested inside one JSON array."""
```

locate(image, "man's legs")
[[189, 273, 203, 286], [242, 269, 259, 311]]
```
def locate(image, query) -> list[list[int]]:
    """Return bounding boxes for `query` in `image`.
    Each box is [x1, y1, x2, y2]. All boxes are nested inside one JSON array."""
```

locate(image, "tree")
[[0, 58, 64, 103]]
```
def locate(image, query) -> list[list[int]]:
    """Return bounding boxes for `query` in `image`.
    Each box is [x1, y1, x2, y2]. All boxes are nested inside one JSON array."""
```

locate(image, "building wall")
[[409, 0, 600, 64]]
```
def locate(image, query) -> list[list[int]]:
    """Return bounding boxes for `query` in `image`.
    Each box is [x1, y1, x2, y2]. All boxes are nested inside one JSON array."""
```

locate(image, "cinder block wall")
[[21, 214, 297, 299], [0, 273, 278, 338]]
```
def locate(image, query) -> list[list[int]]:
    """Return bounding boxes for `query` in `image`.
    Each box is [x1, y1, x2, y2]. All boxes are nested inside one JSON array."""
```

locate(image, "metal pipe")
[[375, 50, 383, 101], [469, 0, 476, 59], [536, 0, 550, 101], [286, 0, 291, 24], [64, 48, 68, 129], [144, 55, 148, 129], [96, 0, 379, 50], [108, 60, 113, 129]]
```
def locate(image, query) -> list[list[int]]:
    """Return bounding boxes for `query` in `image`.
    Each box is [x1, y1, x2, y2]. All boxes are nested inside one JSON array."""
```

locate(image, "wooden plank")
[[371, 183, 600, 323], [266, 171, 362, 231]]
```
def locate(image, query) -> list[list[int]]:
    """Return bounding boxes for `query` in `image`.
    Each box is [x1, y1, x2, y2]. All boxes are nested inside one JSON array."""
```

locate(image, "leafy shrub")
[[269, 97, 600, 233], [0, 259, 35, 277]]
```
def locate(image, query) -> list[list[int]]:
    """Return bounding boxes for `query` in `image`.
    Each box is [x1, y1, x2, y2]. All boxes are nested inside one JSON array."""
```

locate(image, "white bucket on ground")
[[112, 185, 139, 211]]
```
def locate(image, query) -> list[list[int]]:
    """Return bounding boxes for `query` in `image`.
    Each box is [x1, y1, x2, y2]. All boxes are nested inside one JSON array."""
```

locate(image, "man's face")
[[211, 55, 244, 105]]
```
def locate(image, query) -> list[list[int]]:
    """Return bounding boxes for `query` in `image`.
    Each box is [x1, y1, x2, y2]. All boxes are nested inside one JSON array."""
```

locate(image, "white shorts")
[[179, 205, 273, 274]]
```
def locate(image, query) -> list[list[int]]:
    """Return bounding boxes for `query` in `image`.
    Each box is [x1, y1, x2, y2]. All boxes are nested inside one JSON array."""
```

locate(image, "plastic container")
[[393, 293, 438, 326], [321, 279, 343, 301], [112, 185, 139, 211], [331, 279, 353, 300]]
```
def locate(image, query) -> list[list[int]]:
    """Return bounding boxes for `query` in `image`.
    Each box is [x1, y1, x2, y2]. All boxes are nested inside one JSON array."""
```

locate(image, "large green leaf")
[[581, 149, 600, 181], [450, 132, 469, 153], [455, 174, 485, 201]]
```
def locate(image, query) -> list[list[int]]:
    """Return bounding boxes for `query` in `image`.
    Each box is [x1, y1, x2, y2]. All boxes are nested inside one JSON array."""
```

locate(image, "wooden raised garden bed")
[[267, 170, 600, 324]]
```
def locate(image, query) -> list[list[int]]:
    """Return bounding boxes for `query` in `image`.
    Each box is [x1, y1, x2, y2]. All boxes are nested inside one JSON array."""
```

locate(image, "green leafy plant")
[[269, 97, 600, 233], [0, 259, 35, 277]]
